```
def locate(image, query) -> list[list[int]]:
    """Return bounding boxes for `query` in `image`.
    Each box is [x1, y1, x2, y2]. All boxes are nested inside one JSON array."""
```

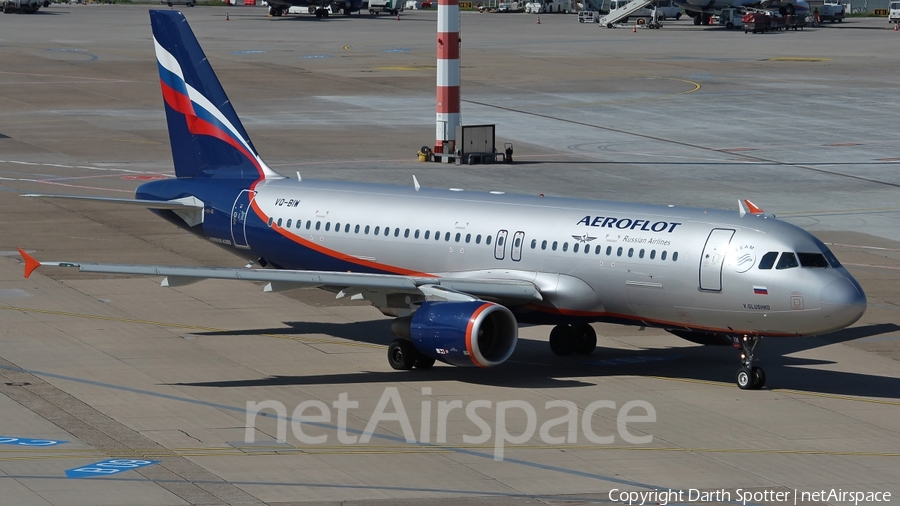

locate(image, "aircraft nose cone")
[[820, 276, 867, 328]]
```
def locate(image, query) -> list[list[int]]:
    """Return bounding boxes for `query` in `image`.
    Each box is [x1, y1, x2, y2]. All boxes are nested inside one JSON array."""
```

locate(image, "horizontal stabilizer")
[[22, 194, 205, 226]]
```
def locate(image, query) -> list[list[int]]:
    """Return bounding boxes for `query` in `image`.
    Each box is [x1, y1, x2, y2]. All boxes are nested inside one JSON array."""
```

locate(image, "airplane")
[[18, 10, 866, 390], [674, 0, 810, 25], [266, 0, 363, 17]]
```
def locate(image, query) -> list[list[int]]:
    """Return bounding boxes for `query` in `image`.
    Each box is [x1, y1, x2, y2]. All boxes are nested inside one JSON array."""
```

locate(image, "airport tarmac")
[[1, 5, 899, 505]]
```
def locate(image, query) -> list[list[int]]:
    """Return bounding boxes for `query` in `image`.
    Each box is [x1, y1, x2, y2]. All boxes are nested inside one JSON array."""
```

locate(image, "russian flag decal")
[[754, 286, 768, 295]]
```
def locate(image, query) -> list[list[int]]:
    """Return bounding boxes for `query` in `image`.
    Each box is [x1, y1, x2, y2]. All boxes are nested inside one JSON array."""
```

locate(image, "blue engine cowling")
[[391, 301, 518, 367]]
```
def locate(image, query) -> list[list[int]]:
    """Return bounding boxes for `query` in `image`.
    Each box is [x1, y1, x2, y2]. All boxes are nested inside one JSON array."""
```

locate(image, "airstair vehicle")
[[598, 0, 657, 27]]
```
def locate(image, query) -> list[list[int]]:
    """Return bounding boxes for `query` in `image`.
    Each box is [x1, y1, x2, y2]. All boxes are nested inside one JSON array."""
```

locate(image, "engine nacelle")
[[391, 301, 518, 367]]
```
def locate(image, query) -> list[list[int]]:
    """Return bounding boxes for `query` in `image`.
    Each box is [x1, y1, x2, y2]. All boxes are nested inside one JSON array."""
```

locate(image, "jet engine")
[[391, 301, 518, 367]]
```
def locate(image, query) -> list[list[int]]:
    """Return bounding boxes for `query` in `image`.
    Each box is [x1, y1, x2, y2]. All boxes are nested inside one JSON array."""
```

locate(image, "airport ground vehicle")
[[160, 0, 195, 6], [820, 0, 844, 21], [655, 0, 681, 19], [742, 11, 770, 32], [369, 0, 403, 14], [1, 0, 47, 13], [719, 7, 742, 28], [525, 0, 572, 13], [890, 0, 900, 23]]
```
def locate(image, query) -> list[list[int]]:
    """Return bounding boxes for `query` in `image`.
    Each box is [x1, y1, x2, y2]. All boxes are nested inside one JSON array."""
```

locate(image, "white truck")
[[1, 0, 47, 13], [819, 0, 845, 22], [525, 0, 572, 13], [889, 0, 900, 23], [718, 7, 742, 28], [369, 0, 404, 14]]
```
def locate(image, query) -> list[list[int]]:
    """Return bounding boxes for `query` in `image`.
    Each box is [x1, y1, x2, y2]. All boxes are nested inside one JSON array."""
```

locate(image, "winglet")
[[738, 199, 765, 217], [18, 248, 41, 278]]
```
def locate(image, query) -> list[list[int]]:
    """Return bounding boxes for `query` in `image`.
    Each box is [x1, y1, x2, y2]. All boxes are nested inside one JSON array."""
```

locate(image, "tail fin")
[[150, 10, 280, 180]]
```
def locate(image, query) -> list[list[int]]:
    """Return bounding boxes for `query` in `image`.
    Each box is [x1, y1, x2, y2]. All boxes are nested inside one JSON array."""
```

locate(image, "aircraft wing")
[[17, 250, 543, 306]]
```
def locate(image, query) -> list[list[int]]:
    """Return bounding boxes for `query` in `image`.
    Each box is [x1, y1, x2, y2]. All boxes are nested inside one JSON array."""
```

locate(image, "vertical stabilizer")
[[149, 10, 280, 180]]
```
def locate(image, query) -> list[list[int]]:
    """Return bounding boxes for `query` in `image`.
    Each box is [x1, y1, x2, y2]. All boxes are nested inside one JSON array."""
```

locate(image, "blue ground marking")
[[0, 363, 767, 505], [45, 49, 99, 62], [302, 55, 333, 59], [0, 436, 67, 447], [588, 355, 682, 367], [381, 48, 411, 52], [65, 459, 159, 479], [231, 50, 266, 55]]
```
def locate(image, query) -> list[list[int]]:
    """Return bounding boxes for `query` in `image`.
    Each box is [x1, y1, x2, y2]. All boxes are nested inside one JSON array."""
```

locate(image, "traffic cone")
[[632, 23, 636, 32], [537, 15, 540, 24], [396, 13, 400, 19], [895, 22, 898, 31], [226, 12, 230, 20]]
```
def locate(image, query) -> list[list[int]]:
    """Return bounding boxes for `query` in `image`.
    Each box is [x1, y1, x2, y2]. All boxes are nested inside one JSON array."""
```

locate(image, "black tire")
[[607, 22, 613, 28], [388, 339, 418, 370], [736, 367, 754, 389], [726, 21, 733, 29], [574, 324, 597, 355], [414, 355, 436, 369], [549, 325, 576, 356], [752, 366, 766, 389], [675, 12, 681, 19]]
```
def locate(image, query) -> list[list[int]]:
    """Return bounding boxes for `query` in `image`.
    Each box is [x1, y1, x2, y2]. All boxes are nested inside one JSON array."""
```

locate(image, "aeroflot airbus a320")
[[19, 10, 867, 390]]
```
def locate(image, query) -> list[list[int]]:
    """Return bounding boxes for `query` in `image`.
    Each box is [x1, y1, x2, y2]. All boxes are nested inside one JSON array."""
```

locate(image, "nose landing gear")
[[734, 334, 766, 389]]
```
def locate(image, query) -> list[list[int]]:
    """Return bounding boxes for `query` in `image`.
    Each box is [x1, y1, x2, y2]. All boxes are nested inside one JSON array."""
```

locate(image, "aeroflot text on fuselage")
[[575, 216, 682, 233]]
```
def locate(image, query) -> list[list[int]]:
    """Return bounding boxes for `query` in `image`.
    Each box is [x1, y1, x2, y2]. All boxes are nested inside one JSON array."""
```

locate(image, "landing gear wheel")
[[549, 324, 576, 356], [734, 334, 764, 389], [414, 355, 436, 370], [573, 324, 597, 355], [388, 339, 419, 370], [752, 366, 766, 389], [736, 367, 754, 389]]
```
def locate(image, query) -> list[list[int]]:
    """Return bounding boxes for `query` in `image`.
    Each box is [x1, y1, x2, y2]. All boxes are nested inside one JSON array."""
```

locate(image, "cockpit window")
[[822, 249, 842, 268], [775, 252, 799, 270], [798, 252, 829, 268], [758, 251, 778, 270]]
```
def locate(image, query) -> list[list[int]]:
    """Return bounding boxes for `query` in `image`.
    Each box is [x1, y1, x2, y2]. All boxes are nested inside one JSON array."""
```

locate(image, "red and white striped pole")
[[435, 0, 460, 158]]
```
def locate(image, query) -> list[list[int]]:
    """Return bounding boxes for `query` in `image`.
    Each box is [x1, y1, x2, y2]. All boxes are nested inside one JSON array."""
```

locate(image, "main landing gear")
[[387, 339, 435, 370], [549, 323, 597, 356], [734, 334, 766, 390]]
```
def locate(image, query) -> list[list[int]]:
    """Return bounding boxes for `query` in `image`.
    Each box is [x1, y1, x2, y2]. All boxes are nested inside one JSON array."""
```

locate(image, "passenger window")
[[414, 229, 420, 238], [364, 225, 370, 234], [541, 240, 547, 250], [798, 252, 828, 268], [650, 250, 656, 260], [424, 231, 430, 239], [776, 252, 799, 269], [435, 231, 440, 241], [334, 222, 339, 231], [486, 236, 492, 245], [456, 233, 461, 242], [444, 232, 451, 242], [606, 246, 612, 256], [595, 245, 601, 254], [617, 247, 623, 257], [354, 224, 360, 233], [345, 224, 350, 233], [531, 239, 536, 249], [639, 249, 645, 258], [374, 226, 380, 235], [552, 241, 558, 251], [585, 245, 590, 254], [467, 234, 472, 243], [758, 251, 778, 270], [661, 251, 667, 261], [404, 229, 410, 238], [286, 219, 292, 228], [386, 227, 392, 237], [267, 217, 274, 227], [562, 242, 568, 252], [325, 222, 330, 231], [277, 218, 282, 227], [673, 252, 679, 262], [297, 221, 302, 230], [315, 221, 321, 230], [573, 243, 579, 253], [498, 236, 504, 246], [514, 237, 521, 247], [628, 248, 633, 257], [476, 234, 482, 244]]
